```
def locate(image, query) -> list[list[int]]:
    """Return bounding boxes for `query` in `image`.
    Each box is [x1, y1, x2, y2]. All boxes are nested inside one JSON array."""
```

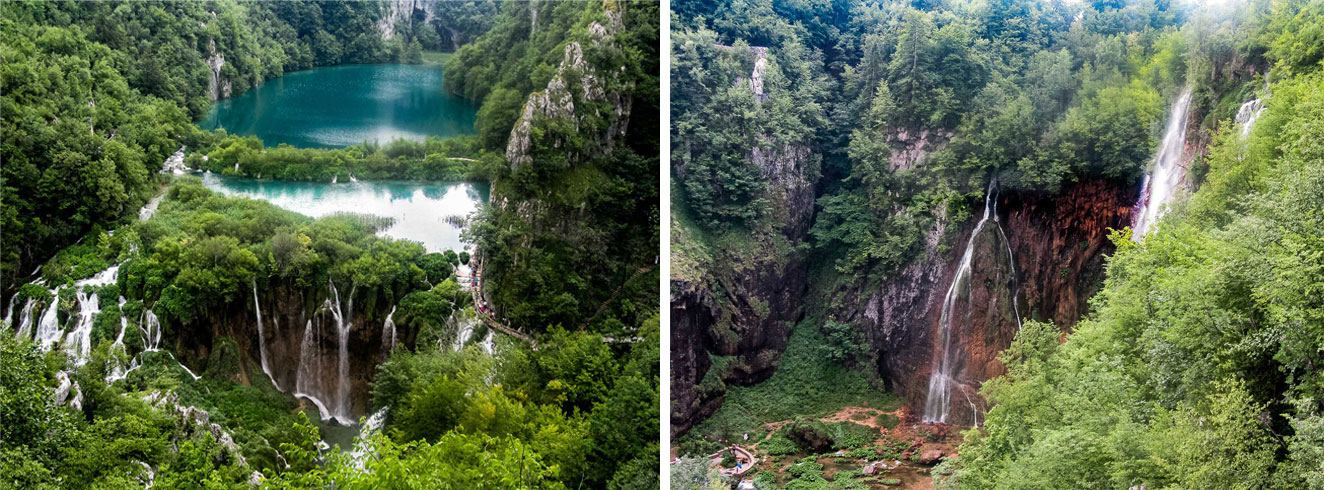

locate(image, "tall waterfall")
[[381, 306, 397, 355], [294, 281, 357, 425], [295, 319, 334, 422], [922, 181, 1018, 425], [253, 280, 280, 390], [1132, 87, 1193, 240]]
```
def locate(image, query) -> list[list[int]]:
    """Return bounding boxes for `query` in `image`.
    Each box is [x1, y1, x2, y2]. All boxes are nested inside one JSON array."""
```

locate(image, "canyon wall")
[[670, 45, 819, 436]]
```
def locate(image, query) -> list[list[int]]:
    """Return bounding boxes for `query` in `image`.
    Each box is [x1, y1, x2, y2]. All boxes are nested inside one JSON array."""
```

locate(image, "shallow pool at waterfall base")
[[312, 416, 362, 452]]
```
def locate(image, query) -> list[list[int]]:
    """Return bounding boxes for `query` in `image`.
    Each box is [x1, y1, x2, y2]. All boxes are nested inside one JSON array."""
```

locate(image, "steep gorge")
[[671, 47, 1212, 434]]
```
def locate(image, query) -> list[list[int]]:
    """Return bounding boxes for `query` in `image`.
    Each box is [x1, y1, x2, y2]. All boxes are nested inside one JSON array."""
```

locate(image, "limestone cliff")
[[504, 2, 631, 170], [670, 45, 820, 436], [206, 38, 232, 101]]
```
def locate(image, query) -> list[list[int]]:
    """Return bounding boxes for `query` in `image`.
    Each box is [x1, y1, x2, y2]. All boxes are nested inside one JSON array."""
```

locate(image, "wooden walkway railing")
[[468, 257, 537, 346]]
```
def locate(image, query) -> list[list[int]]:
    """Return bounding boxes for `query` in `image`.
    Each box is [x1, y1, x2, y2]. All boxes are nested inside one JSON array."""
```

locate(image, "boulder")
[[919, 449, 945, 465]]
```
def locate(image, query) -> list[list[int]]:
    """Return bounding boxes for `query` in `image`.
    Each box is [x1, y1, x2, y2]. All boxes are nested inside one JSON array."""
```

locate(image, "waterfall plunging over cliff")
[[295, 281, 357, 425], [1132, 87, 1193, 240], [923, 181, 1019, 425], [381, 306, 397, 355], [253, 280, 280, 390], [295, 318, 332, 421], [35, 287, 64, 350]]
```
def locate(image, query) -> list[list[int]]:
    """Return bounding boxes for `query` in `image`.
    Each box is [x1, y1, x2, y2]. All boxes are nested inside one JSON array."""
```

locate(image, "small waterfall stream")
[[106, 297, 130, 382], [923, 181, 1018, 425], [253, 280, 280, 390], [1236, 98, 1264, 138], [35, 287, 65, 351], [381, 306, 397, 355], [1132, 86, 1193, 240], [13, 298, 36, 340]]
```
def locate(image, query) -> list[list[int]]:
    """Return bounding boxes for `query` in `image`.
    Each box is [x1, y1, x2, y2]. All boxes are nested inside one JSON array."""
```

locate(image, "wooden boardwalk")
[[467, 258, 536, 346]]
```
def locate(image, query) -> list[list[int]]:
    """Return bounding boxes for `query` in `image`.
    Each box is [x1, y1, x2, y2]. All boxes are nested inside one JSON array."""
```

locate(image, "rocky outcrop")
[[670, 278, 718, 435], [888, 129, 951, 171], [751, 141, 817, 239], [206, 39, 232, 101], [142, 390, 248, 466], [505, 5, 631, 170], [377, 0, 414, 40]]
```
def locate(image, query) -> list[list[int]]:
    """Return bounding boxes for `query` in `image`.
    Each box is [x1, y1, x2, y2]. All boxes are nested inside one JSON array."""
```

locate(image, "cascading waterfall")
[[295, 318, 334, 422], [1132, 86, 1193, 241], [161, 146, 188, 175], [451, 314, 477, 352], [35, 287, 64, 351], [922, 181, 1018, 425], [106, 297, 130, 382], [141, 310, 162, 351], [1236, 97, 1265, 138], [480, 329, 495, 356], [381, 306, 397, 355], [13, 298, 36, 340], [139, 192, 166, 221], [62, 291, 100, 367], [58, 265, 121, 366], [2, 292, 16, 330], [295, 280, 357, 425], [252, 280, 280, 390]]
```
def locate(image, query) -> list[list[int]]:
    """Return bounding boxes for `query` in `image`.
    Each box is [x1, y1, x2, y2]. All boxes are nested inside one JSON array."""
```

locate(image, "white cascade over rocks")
[[1132, 86, 1193, 240]]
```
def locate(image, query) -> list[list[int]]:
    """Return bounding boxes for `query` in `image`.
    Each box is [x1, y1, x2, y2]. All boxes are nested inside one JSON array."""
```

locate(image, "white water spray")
[[349, 408, 389, 471], [1132, 87, 1193, 240], [922, 181, 1017, 425], [13, 298, 36, 340], [381, 306, 397, 355], [1235, 97, 1264, 138], [253, 280, 280, 390]]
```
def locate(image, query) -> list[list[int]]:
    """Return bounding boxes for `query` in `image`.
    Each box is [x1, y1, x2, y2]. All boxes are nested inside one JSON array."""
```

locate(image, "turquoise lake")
[[197, 64, 477, 148]]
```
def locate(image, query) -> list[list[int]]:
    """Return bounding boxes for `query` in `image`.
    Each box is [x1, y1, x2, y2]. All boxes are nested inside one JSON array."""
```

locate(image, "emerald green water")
[[198, 64, 477, 148]]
